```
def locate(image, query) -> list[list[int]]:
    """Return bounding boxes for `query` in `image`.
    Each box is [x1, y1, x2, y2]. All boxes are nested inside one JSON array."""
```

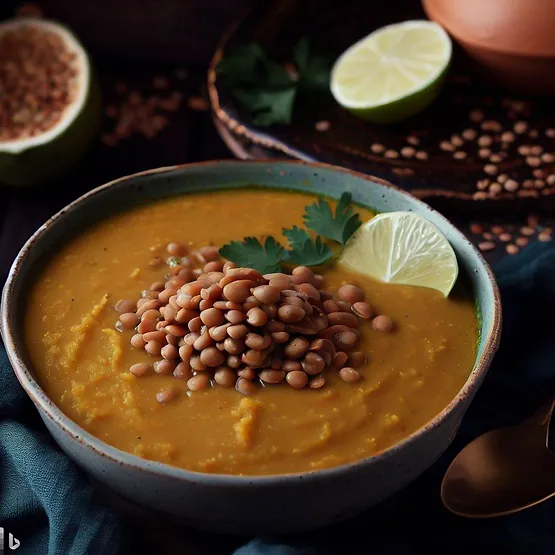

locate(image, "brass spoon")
[[441, 400, 555, 518]]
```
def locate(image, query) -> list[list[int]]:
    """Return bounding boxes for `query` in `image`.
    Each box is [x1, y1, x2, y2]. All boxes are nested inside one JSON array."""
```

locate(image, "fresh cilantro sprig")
[[216, 38, 330, 127], [219, 237, 285, 274], [304, 192, 362, 244], [282, 226, 333, 266], [218, 193, 361, 273]]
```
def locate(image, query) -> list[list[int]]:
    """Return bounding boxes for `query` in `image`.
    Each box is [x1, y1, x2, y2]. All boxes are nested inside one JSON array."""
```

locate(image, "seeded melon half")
[[0, 18, 101, 187]]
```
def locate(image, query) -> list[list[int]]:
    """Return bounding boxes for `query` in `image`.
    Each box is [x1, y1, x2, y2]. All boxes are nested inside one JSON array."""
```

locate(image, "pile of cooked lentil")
[[115, 243, 395, 401], [0, 23, 79, 142]]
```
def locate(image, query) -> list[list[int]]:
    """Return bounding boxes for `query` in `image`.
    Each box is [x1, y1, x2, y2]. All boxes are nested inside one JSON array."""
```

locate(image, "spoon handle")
[[547, 399, 555, 456]]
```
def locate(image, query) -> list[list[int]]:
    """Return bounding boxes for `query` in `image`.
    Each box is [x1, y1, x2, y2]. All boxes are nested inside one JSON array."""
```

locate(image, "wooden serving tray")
[[209, 0, 555, 210]]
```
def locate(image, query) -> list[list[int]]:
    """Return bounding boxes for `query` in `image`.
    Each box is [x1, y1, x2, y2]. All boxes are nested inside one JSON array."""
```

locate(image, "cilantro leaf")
[[216, 43, 267, 86], [231, 87, 297, 126], [216, 38, 330, 127], [303, 193, 362, 244], [283, 226, 333, 266], [219, 236, 285, 274]]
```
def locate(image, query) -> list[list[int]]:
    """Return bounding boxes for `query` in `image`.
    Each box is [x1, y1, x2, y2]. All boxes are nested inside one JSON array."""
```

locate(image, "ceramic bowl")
[[422, 0, 555, 94], [0, 160, 502, 534]]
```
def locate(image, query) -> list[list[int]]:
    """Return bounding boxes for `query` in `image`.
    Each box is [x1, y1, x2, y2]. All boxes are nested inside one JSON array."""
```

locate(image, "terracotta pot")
[[422, 0, 555, 94]]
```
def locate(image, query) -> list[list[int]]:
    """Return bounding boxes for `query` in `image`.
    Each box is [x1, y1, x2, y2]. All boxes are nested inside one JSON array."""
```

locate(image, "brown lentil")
[[129, 362, 152, 376], [286, 370, 308, 389], [339, 367, 361, 383], [187, 373, 211, 392], [236, 377, 257, 395], [372, 315, 395, 333]]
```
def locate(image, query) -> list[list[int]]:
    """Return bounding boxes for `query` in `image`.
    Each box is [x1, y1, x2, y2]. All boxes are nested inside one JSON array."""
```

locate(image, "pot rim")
[[0, 159, 502, 485]]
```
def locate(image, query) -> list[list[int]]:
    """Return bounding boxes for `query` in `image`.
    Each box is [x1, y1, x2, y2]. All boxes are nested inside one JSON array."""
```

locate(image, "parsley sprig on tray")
[[216, 38, 331, 127], [219, 193, 362, 273]]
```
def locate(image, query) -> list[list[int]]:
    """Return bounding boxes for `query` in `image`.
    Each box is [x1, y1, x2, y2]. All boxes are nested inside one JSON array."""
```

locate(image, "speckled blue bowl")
[[1, 160, 501, 534]]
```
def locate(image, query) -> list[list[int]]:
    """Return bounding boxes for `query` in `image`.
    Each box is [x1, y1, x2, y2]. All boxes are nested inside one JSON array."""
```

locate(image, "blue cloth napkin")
[[1, 244, 554, 555]]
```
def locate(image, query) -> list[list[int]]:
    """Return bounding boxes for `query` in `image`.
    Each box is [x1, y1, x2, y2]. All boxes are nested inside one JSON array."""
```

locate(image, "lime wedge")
[[338, 211, 458, 297], [330, 20, 452, 123]]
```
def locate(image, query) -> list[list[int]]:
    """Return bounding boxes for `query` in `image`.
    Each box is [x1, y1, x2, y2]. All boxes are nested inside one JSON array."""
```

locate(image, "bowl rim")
[[1, 159, 502, 484]]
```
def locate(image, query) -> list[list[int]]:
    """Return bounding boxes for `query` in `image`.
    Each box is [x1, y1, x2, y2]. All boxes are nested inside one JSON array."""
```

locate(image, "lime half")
[[338, 211, 458, 297], [330, 20, 452, 123]]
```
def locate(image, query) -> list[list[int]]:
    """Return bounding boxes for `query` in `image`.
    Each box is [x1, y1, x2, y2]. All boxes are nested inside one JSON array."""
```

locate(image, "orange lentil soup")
[[24, 189, 477, 475]]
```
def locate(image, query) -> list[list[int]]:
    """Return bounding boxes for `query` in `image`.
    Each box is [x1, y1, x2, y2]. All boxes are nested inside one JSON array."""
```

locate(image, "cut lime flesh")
[[338, 211, 458, 297], [330, 20, 452, 123]]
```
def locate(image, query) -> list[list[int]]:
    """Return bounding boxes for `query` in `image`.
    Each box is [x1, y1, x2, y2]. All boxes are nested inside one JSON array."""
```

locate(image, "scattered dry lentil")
[[315, 120, 330, 132]]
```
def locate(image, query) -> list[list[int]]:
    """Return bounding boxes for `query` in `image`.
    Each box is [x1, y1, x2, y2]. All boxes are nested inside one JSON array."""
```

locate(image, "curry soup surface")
[[25, 189, 477, 475]]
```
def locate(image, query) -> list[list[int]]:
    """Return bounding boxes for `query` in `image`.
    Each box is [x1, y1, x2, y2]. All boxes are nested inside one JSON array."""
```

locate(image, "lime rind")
[[338, 211, 459, 297]]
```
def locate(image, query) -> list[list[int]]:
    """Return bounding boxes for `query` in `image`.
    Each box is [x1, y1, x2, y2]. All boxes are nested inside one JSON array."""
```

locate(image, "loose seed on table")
[[187, 373, 211, 391], [339, 367, 361, 383], [286, 370, 308, 389], [372, 315, 395, 333], [129, 363, 152, 376]]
